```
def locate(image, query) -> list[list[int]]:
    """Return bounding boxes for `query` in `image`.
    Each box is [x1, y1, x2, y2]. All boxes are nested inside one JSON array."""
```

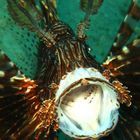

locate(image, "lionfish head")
[[39, 19, 121, 139]]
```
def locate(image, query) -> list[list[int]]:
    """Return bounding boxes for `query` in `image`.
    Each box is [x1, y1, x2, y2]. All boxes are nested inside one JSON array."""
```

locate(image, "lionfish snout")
[[55, 67, 120, 139]]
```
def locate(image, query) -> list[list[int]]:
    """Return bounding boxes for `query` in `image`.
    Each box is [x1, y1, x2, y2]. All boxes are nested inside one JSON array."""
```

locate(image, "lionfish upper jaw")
[[55, 67, 120, 139]]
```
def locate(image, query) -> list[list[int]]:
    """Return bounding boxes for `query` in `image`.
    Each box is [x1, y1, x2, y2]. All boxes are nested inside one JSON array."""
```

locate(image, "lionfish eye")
[[55, 68, 120, 139]]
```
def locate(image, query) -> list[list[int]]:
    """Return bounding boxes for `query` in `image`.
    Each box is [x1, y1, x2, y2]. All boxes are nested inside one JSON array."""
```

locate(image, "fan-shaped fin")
[[111, 0, 140, 55], [0, 0, 41, 79], [112, 119, 140, 140], [39, 0, 58, 27], [0, 51, 58, 139], [7, 0, 58, 32], [7, 0, 45, 33], [103, 37, 140, 139]]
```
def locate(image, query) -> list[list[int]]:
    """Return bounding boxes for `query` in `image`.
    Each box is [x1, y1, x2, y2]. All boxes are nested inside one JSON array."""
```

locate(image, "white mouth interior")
[[58, 82, 119, 138], [61, 84, 103, 131], [56, 68, 120, 139]]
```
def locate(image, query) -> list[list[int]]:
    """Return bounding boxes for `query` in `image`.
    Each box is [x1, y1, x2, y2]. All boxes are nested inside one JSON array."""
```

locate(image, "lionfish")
[[0, 0, 140, 140]]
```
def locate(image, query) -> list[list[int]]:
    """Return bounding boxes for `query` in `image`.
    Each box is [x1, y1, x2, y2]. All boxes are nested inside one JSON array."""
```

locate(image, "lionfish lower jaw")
[[55, 67, 120, 139]]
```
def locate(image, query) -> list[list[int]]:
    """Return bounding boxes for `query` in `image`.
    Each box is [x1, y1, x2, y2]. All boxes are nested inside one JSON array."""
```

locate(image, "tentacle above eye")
[[77, 0, 104, 40], [7, 0, 58, 39], [7, 0, 45, 32], [80, 0, 104, 15]]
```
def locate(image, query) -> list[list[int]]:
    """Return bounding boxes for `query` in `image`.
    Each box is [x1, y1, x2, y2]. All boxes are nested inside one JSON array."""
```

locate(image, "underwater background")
[[0, 0, 140, 140], [0, 0, 132, 79]]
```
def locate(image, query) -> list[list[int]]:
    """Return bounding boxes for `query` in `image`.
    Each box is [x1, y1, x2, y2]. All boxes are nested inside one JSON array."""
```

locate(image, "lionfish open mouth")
[[0, 0, 137, 139], [55, 68, 120, 139]]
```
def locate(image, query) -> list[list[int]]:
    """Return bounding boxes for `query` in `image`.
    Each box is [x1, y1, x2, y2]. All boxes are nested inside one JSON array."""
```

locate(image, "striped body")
[[0, 0, 140, 140]]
